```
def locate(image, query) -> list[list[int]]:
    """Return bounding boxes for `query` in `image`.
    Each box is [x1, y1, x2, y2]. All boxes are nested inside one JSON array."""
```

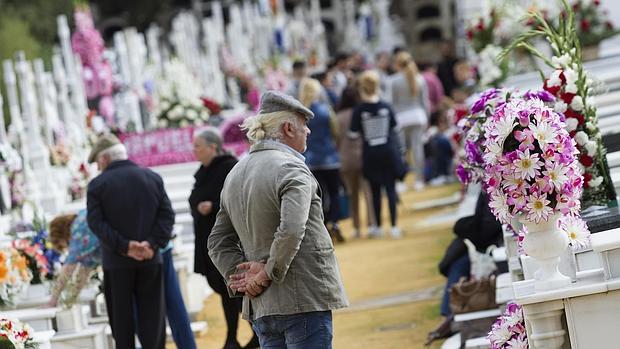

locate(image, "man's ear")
[[281, 121, 293, 138]]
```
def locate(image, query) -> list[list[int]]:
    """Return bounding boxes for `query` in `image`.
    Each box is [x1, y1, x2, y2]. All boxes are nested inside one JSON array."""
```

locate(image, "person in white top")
[[387, 52, 430, 190]]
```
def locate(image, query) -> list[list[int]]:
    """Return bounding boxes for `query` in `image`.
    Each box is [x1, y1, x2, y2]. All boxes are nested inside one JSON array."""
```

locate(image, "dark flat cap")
[[259, 90, 314, 120], [88, 134, 121, 163]]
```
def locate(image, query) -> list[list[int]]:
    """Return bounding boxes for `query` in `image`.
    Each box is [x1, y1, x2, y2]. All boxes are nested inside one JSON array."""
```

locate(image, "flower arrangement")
[[0, 317, 37, 349], [11, 240, 48, 285], [501, 0, 616, 208], [487, 302, 528, 349], [483, 97, 583, 224], [8, 171, 25, 211], [0, 248, 32, 307], [568, 0, 619, 47], [69, 163, 90, 201], [456, 88, 555, 186], [156, 99, 209, 129], [466, 8, 500, 53], [49, 143, 71, 167], [155, 60, 210, 129]]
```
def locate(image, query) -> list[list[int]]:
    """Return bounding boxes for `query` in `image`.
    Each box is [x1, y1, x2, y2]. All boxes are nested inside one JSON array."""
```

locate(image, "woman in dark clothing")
[[188, 128, 258, 349], [349, 70, 403, 238], [426, 192, 503, 346]]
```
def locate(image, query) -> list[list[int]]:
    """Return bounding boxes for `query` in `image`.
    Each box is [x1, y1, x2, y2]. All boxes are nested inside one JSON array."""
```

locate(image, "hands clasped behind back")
[[228, 261, 272, 298], [127, 240, 155, 261]]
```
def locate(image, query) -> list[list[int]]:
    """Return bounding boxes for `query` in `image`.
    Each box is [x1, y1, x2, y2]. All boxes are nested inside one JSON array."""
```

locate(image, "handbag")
[[449, 274, 497, 314]]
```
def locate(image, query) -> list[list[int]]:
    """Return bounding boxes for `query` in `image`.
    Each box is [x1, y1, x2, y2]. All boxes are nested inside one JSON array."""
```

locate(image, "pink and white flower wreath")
[[483, 97, 583, 224]]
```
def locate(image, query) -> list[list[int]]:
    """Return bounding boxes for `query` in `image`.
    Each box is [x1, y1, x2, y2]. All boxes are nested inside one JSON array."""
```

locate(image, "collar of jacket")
[[104, 159, 135, 171], [250, 140, 305, 161]]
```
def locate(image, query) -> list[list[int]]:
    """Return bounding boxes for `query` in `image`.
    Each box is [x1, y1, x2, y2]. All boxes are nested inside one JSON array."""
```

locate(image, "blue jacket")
[[304, 102, 340, 170], [87, 160, 174, 269]]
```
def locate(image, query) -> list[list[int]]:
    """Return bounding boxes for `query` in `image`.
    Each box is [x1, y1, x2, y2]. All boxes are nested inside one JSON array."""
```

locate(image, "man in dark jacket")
[[86, 134, 174, 349]]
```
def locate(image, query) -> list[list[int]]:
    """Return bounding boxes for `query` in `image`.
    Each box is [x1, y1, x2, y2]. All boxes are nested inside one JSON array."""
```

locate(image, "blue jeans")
[[440, 254, 470, 316], [162, 249, 197, 349], [252, 311, 333, 349]]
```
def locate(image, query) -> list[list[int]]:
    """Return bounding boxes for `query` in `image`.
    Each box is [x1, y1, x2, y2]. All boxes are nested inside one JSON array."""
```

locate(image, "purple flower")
[[471, 88, 500, 113], [523, 90, 555, 103], [465, 140, 483, 164], [456, 164, 471, 184]]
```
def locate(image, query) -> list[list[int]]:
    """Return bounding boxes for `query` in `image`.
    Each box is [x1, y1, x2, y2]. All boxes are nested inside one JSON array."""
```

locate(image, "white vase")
[[520, 212, 571, 292], [55, 305, 84, 333]]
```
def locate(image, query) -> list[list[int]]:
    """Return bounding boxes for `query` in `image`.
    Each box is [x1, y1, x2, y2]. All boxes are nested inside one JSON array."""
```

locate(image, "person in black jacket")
[[188, 128, 258, 349], [426, 192, 503, 346], [87, 134, 174, 349]]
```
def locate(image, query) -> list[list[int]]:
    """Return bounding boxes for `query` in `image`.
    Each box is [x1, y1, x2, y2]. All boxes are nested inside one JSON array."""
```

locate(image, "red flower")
[[467, 30, 474, 40], [560, 92, 575, 104], [564, 109, 585, 125], [572, 3, 580, 11], [594, 0, 601, 6], [569, 130, 577, 138], [607, 21, 614, 30], [543, 79, 561, 95], [581, 19, 590, 33], [476, 18, 484, 31], [580, 154, 594, 167], [201, 97, 221, 115], [583, 172, 593, 188]]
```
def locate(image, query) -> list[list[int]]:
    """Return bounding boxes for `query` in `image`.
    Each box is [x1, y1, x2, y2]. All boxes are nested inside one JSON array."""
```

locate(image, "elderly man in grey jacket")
[[208, 91, 348, 348]]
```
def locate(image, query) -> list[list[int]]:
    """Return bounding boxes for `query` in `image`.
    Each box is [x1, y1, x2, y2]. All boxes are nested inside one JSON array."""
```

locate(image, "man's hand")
[[197, 201, 213, 216], [127, 241, 155, 261], [228, 261, 271, 298]]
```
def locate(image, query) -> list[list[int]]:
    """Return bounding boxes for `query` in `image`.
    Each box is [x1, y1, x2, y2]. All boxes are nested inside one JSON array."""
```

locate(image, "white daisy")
[[530, 121, 558, 145], [514, 149, 541, 180], [542, 162, 569, 190], [483, 141, 503, 165], [489, 189, 511, 223], [560, 216, 591, 250], [490, 116, 517, 143], [505, 336, 529, 349], [526, 192, 552, 223]]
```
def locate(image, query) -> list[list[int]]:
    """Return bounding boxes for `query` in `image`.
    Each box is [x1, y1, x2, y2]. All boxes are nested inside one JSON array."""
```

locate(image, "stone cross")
[[2, 60, 28, 164], [146, 25, 163, 77], [202, 18, 227, 103], [0, 91, 8, 145], [33, 59, 56, 149], [14, 53, 42, 144]]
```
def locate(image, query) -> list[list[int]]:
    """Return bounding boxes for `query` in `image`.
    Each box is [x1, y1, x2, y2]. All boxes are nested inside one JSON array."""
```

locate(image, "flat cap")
[[258, 90, 314, 120], [88, 134, 121, 163]]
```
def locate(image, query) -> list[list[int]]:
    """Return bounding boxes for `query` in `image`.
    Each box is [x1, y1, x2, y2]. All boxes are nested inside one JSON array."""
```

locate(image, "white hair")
[[241, 111, 304, 143], [98, 143, 128, 161]]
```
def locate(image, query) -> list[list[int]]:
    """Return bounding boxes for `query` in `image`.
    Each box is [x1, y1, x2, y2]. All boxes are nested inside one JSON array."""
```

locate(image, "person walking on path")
[[208, 91, 348, 349], [87, 134, 174, 349], [388, 51, 430, 191], [189, 128, 259, 349], [349, 70, 404, 239], [299, 77, 345, 243], [335, 85, 377, 238]]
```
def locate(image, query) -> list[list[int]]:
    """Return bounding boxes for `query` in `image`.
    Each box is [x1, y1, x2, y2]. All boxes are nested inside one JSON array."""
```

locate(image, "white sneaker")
[[429, 175, 447, 187], [396, 182, 408, 194], [368, 226, 384, 238], [391, 226, 402, 239], [413, 181, 425, 191]]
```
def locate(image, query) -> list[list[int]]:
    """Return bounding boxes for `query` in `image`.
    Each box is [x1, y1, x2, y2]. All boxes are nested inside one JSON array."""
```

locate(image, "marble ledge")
[[591, 228, 620, 252], [514, 269, 616, 305]]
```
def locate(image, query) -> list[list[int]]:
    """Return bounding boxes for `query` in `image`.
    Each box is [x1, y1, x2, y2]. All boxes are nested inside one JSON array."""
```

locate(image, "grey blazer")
[[208, 140, 348, 320]]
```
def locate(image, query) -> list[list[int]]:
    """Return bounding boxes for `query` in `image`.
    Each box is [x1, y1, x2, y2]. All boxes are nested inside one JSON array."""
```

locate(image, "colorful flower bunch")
[[0, 248, 32, 307], [11, 240, 48, 285], [500, 0, 616, 208], [9, 171, 25, 211], [0, 317, 37, 348], [483, 97, 583, 224], [456, 88, 555, 186], [568, 0, 619, 47], [50, 143, 71, 167], [69, 163, 90, 201], [487, 302, 528, 349], [466, 7, 500, 53]]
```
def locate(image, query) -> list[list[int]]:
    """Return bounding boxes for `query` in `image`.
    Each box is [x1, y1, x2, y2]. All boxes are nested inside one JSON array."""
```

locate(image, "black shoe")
[[223, 341, 241, 349], [329, 224, 345, 243], [425, 318, 455, 346]]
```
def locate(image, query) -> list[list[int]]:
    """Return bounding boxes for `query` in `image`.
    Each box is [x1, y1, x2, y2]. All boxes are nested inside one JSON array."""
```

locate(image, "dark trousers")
[[162, 249, 196, 349], [369, 179, 398, 227], [312, 169, 342, 225], [104, 264, 166, 349], [252, 311, 333, 349], [440, 254, 470, 317]]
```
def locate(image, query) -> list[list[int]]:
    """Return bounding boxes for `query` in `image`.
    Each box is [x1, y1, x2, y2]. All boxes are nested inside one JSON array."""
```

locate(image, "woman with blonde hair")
[[389, 51, 430, 190], [299, 77, 345, 242], [349, 70, 403, 238]]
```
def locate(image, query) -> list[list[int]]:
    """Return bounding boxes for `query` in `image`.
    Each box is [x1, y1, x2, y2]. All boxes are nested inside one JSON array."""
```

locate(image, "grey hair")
[[241, 111, 304, 143], [98, 143, 128, 161], [195, 127, 227, 155]]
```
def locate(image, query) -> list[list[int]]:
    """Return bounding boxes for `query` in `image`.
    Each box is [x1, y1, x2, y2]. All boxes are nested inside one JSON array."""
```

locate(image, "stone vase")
[[520, 212, 571, 292]]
